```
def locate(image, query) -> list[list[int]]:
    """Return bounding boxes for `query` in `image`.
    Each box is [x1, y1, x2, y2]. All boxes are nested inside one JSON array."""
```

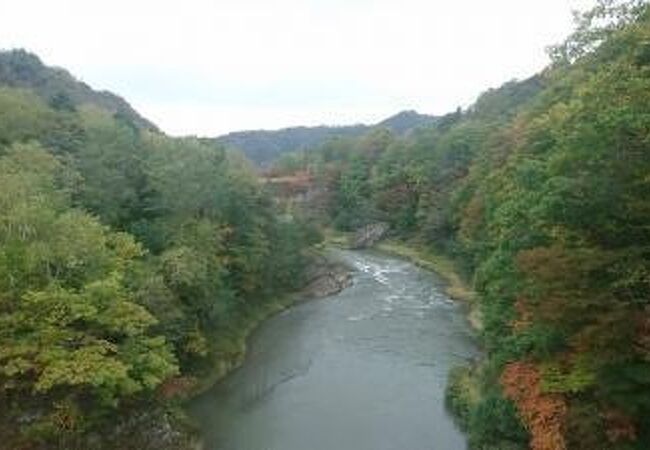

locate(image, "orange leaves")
[[501, 361, 567, 450]]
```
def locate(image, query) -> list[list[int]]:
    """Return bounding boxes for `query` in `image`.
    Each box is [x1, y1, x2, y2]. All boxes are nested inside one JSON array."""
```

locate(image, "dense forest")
[[0, 51, 320, 448], [2, 1, 650, 449], [268, 2, 650, 449]]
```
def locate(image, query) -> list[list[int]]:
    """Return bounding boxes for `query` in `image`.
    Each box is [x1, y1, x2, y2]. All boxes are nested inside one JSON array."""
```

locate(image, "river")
[[189, 249, 479, 450]]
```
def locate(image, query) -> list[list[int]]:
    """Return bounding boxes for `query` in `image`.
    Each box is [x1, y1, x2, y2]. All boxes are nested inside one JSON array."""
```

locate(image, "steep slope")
[[0, 49, 158, 131], [0, 50, 317, 449], [263, 3, 650, 448]]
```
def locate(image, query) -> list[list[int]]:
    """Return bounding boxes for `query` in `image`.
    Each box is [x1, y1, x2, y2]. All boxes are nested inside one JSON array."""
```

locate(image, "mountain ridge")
[[212, 110, 438, 166], [0, 49, 158, 131], [0, 49, 438, 166]]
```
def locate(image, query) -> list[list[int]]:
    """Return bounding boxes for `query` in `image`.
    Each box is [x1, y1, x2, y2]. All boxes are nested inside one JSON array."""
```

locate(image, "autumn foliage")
[[501, 362, 567, 450]]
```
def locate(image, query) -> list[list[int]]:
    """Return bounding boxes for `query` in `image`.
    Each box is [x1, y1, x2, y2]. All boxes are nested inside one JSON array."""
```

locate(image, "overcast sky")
[[1, 0, 595, 136]]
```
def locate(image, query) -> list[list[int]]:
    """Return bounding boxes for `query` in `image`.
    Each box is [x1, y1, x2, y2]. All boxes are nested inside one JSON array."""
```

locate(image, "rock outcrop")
[[302, 254, 353, 298], [350, 222, 389, 249]]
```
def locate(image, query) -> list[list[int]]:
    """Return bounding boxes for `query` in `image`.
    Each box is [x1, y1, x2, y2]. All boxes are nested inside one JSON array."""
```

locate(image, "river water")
[[189, 250, 479, 450]]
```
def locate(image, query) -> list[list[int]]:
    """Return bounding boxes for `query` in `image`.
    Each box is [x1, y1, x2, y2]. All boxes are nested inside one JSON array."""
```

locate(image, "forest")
[[1, 0, 650, 449], [0, 50, 319, 448], [268, 2, 650, 449]]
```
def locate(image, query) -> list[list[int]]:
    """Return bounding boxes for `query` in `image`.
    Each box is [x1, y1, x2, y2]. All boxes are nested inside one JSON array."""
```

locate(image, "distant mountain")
[[0, 49, 157, 131], [213, 124, 368, 167], [377, 110, 437, 134], [213, 110, 438, 166], [0, 49, 438, 164]]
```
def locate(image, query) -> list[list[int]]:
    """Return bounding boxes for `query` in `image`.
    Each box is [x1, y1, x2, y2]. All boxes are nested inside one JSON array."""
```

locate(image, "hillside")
[[264, 3, 650, 449], [0, 49, 158, 131], [2, 1, 650, 449], [213, 110, 437, 166], [0, 49, 317, 449], [376, 109, 438, 133]]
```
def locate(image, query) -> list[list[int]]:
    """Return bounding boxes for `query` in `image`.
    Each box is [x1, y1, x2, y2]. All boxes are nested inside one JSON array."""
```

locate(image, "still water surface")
[[189, 250, 479, 450]]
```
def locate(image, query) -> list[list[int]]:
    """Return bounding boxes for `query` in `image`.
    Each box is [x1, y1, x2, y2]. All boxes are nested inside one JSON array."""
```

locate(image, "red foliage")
[[157, 376, 197, 399], [636, 306, 650, 361], [501, 361, 568, 450], [602, 408, 637, 443]]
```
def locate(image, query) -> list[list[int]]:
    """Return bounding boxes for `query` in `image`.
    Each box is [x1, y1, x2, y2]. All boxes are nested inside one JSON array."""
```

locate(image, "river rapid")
[[189, 249, 479, 450]]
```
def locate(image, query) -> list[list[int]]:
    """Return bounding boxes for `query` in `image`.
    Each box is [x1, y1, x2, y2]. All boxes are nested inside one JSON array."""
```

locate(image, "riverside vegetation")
[[1, 0, 650, 449], [0, 50, 322, 448], [267, 2, 650, 448]]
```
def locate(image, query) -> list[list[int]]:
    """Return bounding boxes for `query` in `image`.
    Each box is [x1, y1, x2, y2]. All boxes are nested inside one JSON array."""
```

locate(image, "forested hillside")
[[213, 110, 437, 167], [0, 51, 318, 448], [270, 2, 650, 448], [0, 50, 158, 131]]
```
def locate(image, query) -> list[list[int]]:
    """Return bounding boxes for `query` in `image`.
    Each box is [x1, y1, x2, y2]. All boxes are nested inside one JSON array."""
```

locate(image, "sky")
[[1, 0, 595, 136]]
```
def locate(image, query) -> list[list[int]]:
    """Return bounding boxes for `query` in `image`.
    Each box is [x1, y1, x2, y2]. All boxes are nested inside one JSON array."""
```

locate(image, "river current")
[[189, 249, 479, 450]]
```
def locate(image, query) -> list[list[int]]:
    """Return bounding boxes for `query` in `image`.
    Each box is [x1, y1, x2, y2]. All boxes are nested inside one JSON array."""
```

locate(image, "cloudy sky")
[[1, 0, 594, 136]]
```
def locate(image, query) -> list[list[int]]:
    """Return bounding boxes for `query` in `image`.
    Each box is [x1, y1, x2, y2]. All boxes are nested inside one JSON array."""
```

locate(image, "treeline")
[[213, 110, 436, 167], [273, 2, 650, 448], [0, 54, 318, 448]]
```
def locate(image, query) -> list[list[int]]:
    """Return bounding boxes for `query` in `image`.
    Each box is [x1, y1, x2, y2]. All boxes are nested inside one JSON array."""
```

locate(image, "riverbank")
[[188, 249, 479, 450], [181, 249, 352, 401], [170, 248, 353, 448], [58, 253, 354, 450], [375, 240, 482, 331], [371, 240, 488, 446], [323, 229, 482, 331]]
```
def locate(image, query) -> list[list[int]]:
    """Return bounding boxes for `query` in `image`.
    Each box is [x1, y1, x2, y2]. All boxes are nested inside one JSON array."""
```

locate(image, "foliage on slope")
[[0, 67, 318, 447], [272, 2, 650, 448], [0, 50, 158, 131]]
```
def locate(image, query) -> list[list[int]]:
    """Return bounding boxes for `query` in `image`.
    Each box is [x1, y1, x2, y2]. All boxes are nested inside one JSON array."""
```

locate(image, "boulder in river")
[[350, 222, 389, 249]]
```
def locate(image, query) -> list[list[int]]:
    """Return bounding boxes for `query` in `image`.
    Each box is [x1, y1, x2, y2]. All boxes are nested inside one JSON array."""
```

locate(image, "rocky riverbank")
[[376, 240, 482, 331], [302, 251, 354, 298]]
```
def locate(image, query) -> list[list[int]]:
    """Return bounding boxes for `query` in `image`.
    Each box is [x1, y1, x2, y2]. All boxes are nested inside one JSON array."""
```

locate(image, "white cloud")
[[0, 0, 595, 135]]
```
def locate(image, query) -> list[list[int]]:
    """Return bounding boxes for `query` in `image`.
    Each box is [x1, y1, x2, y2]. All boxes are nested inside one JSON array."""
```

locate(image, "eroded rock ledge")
[[302, 253, 353, 298]]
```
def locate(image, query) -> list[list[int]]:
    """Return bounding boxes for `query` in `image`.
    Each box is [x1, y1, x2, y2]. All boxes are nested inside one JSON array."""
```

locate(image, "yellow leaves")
[[0, 356, 35, 378], [34, 343, 131, 393], [107, 231, 145, 263], [22, 286, 98, 326], [540, 357, 597, 394], [184, 328, 209, 358], [1, 275, 175, 404]]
